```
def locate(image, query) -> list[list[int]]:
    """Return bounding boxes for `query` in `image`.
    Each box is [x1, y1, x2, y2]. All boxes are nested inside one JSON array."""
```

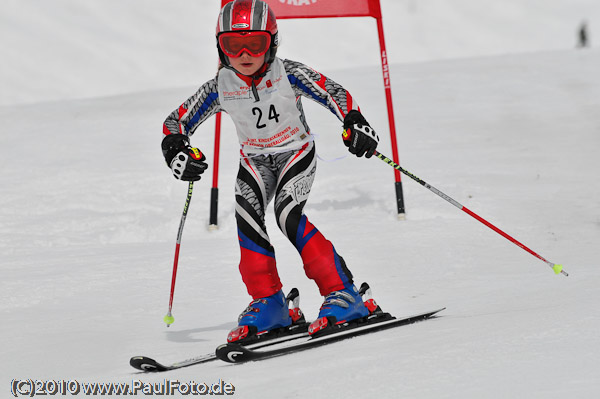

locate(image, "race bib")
[[218, 58, 310, 153]]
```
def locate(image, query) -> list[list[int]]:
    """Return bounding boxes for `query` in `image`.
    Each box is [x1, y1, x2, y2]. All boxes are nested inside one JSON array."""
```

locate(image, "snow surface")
[[2, 1, 600, 398]]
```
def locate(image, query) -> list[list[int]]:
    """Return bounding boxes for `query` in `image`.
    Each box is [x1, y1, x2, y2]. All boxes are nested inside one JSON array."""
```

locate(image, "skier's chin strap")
[[249, 64, 269, 102], [227, 63, 271, 102]]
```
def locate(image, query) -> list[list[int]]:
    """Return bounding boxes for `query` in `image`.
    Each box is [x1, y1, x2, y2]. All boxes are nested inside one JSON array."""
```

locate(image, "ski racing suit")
[[163, 57, 360, 299]]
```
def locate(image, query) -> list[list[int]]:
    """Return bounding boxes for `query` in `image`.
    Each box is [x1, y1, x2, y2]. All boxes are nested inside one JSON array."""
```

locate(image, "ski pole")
[[164, 181, 195, 327], [374, 151, 568, 277]]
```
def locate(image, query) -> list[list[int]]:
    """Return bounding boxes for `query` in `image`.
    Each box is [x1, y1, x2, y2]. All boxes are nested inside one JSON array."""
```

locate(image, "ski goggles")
[[218, 31, 272, 58]]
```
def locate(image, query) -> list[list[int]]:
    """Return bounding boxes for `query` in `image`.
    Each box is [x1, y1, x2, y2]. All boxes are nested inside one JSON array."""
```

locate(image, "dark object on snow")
[[578, 21, 589, 48]]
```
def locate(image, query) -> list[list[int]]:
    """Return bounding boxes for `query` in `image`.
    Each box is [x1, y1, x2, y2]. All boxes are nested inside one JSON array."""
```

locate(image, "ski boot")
[[308, 282, 388, 336], [308, 283, 369, 336], [227, 288, 306, 344]]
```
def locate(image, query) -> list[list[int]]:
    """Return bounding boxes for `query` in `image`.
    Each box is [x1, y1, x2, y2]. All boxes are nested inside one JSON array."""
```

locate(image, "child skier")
[[161, 0, 380, 342]]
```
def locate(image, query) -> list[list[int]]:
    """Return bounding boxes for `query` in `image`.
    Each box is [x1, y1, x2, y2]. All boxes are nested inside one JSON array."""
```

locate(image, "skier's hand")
[[169, 147, 207, 181], [342, 110, 379, 158], [161, 134, 208, 181]]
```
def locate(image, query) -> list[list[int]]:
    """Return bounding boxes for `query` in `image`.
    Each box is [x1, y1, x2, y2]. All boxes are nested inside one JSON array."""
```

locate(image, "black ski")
[[130, 352, 215, 372], [130, 287, 309, 372], [130, 324, 311, 371], [215, 307, 445, 364]]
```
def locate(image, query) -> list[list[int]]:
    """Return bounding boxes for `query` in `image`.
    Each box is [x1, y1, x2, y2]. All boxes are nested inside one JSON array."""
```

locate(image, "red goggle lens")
[[218, 32, 271, 58]]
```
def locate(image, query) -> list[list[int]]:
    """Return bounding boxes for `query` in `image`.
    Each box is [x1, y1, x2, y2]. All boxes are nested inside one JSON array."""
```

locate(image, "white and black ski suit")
[[163, 57, 360, 299]]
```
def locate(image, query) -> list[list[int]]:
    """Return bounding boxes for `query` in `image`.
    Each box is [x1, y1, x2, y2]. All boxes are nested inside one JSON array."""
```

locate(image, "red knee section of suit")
[[300, 226, 345, 296], [239, 247, 282, 299]]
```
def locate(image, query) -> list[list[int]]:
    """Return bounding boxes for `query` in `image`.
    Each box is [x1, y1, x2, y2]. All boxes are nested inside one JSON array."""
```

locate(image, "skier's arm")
[[162, 77, 222, 137], [284, 59, 379, 158], [283, 59, 358, 121], [161, 78, 220, 179]]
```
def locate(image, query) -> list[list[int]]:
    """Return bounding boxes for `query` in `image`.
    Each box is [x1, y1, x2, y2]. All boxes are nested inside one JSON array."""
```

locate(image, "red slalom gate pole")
[[164, 181, 195, 327], [374, 151, 568, 277], [374, 11, 406, 219], [209, 112, 222, 229]]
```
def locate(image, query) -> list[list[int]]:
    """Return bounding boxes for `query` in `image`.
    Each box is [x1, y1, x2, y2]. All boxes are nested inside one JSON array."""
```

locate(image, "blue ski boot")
[[308, 284, 370, 335], [228, 290, 295, 343]]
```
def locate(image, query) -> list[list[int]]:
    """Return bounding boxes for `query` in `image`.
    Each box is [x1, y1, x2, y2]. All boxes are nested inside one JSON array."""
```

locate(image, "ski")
[[130, 285, 444, 370], [130, 287, 309, 372], [130, 322, 311, 372], [215, 307, 445, 364], [130, 352, 215, 372]]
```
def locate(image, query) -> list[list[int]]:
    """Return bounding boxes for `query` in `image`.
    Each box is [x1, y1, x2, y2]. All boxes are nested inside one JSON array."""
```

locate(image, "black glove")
[[342, 110, 379, 158], [161, 134, 208, 181]]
